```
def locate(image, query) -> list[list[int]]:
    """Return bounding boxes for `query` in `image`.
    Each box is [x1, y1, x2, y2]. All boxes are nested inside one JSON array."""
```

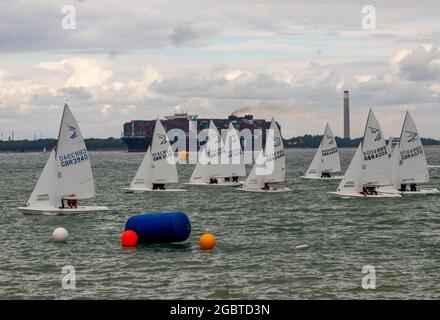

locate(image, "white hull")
[[123, 187, 186, 193], [17, 206, 109, 215], [238, 187, 291, 193], [378, 187, 440, 195], [184, 181, 242, 187], [300, 175, 344, 180], [328, 191, 401, 198], [428, 165, 440, 168]]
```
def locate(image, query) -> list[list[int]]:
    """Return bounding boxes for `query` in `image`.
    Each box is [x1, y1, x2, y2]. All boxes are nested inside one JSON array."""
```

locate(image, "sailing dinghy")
[[238, 118, 290, 192], [378, 112, 439, 195], [124, 119, 184, 192], [221, 122, 247, 184], [301, 123, 343, 180], [17, 103, 109, 214], [185, 120, 243, 186], [329, 109, 401, 198]]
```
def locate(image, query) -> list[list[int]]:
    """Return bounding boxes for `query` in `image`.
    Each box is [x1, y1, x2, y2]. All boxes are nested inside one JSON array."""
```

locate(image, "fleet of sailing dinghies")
[[17, 103, 109, 214], [185, 120, 246, 186], [329, 109, 401, 198], [124, 119, 185, 192], [239, 118, 290, 192], [378, 112, 439, 195], [16, 107, 440, 215], [301, 124, 343, 180]]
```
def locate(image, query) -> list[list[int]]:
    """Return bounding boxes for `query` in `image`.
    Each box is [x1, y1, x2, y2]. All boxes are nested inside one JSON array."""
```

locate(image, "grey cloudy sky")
[[0, 0, 440, 139]]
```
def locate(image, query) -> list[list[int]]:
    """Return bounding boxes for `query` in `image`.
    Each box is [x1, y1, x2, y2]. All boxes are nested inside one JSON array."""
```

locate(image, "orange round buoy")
[[199, 233, 216, 250], [121, 230, 138, 247]]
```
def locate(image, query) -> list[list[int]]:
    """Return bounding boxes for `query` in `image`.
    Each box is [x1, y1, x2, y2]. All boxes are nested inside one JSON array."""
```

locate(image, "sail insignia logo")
[[68, 125, 78, 140], [274, 136, 281, 147], [369, 127, 382, 141], [405, 131, 418, 143], [157, 134, 167, 145], [326, 135, 334, 145]]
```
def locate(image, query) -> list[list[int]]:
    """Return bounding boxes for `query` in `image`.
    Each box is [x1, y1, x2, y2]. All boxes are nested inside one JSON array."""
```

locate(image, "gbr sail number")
[[59, 149, 89, 167]]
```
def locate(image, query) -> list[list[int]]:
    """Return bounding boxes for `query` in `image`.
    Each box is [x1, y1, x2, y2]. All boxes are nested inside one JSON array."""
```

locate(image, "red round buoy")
[[121, 230, 138, 247]]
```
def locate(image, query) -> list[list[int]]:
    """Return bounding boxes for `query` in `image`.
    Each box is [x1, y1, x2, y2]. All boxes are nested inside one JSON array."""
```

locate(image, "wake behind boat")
[[17, 103, 109, 214], [239, 118, 290, 193], [125, 119, 185, 192], [301, 123, 343, 180], [329, 109, 401, 198], [378, 112, 439, 195]]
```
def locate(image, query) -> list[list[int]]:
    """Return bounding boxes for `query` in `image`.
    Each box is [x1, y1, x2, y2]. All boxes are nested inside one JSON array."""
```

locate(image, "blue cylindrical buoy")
[[125, 212, 191, 243]]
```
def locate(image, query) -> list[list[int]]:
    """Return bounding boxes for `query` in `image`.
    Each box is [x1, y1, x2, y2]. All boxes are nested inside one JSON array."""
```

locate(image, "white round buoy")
[[295, 244, 309, 250], [52, 227, 69, 242]]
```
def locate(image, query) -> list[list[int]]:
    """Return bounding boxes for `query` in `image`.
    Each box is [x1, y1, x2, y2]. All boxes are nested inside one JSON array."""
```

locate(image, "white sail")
[[130, 147, 153, 189], [397, 112, 429, 185], [150, 119, 178, 184], [188, 120, 228, 182], [223, 122, 246, 177], [361, 110, 392, 186], [264, 118, 286, 182], [389, 144, 401, 189], [189, 144, 210, 183], [321, 124, 341, 173], [243, 118, 285, 188], [304, 145, 322, 178], [55, 103, 95, 199], [304, 123, 340, 177], [386, 136, 393, 157], [243, 151, 266, 189], [205, 120, 228, 178], [336, 145, 364, 193], [26, 149, 59, 207]]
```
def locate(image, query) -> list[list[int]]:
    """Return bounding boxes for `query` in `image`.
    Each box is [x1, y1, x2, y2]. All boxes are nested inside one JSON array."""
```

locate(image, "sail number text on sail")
[[363, 146, 388, 161], [400, 146, 423, 160], [152, 149, 173, 162], [265, 150, 285, 162], [59, 149, 89, 167], [322, 147, 338, 157]]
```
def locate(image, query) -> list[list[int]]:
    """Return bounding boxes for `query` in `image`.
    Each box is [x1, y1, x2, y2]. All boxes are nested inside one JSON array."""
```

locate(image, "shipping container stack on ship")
[[121, 112, 277, 152]]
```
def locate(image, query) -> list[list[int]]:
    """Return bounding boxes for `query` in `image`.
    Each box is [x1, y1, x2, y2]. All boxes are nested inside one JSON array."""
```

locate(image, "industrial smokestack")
[[343, 91, 350, 139]]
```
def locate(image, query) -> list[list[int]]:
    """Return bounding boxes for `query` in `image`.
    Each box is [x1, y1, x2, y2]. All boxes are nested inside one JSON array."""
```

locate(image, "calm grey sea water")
[[1, 148, 440, 299]]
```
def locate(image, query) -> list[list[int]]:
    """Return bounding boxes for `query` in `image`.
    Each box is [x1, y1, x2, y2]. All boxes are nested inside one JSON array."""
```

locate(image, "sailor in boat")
[[399, 184, 417, 192], [321, 172, 331, 178], [152, 183, 166, 190], [367, 186, 377, 195], [60, 198, 77, 209], [65, 199, 78, 209], [361, 187, 368, 196], [232, 176, 239, 183], [361, 186, 378, 196], [262, 183, 270, 191], [209, 178, 218, 184], [224, 177, 230, 183]]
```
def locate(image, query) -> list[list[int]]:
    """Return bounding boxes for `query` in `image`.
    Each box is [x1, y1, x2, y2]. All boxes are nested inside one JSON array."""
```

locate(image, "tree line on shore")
[[1, 135, 439, 152]]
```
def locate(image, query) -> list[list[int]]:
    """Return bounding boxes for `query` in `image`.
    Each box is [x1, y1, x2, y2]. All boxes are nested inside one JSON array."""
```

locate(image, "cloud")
[[1, 1, 440, 54], [398, 45, 440, 81], [170, 23, 216, 46], [58, 86, 93, 100], [1, 2, 440, 139]]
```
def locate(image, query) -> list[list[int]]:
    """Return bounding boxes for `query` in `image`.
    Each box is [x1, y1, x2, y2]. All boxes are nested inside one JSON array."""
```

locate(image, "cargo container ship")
[[121, 112, 276, 152]]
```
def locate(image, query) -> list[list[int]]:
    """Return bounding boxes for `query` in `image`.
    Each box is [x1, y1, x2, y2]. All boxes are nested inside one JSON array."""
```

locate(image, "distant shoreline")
[[2, 146, 440, 154], [1, 136, 439, 153]]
